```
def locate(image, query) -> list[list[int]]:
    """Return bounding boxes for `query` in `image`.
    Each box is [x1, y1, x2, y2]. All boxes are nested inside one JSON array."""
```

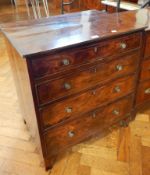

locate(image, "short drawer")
[[136, 80, 150, 105], [37, 51, 140, 105], [140, 58, 150, 81], [95, 32, 141, 58], [40, 75, 136, 129], [31, 33, 141, 79], [44, 95, 134, 156]]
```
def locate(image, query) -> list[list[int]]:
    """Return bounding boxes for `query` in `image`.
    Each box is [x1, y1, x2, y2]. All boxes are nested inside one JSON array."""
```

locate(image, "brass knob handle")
[[62, 59, 70, 66], [120, 43, 127, 49], [64, 83, 71, 90], [116, 65, 123, 71], [92, 112, 96, 118], [145, 88, 150, 94], [112, 109, 120, 116], [114, 86, 121, 93], [65, 107, 72, 113], [68, 131, 75, 138]]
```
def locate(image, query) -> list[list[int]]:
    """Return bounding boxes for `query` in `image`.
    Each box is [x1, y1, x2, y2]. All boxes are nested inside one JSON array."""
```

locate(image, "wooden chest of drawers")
[[1, 9, 148, 170]]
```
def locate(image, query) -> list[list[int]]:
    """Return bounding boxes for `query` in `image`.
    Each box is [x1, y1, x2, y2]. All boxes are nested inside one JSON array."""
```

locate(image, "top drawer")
[[30, 32, 142, 79]]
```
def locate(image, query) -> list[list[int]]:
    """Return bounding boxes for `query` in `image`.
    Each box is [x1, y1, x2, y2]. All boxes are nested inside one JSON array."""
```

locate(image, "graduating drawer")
[[44, 95, 134, 156], [40, 75, 136, 129], [30, 33, 141, 79], [37, 51, 140, 105], [136, 80, 150, 105], [140, 58, 150, 81]]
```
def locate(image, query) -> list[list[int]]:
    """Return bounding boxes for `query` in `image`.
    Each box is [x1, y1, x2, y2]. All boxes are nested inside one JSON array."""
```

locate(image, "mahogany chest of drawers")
[[1, 9, 149, 169]]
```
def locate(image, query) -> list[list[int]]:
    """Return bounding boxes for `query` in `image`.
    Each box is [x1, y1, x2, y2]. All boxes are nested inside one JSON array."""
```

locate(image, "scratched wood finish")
[[1, 9, 148, 170]]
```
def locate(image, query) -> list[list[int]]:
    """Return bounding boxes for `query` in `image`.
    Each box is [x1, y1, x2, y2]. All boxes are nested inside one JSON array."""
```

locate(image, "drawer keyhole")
[[92, 90, 96, 95], [94, 47, 98, 53], [92, 112, 96, 118]]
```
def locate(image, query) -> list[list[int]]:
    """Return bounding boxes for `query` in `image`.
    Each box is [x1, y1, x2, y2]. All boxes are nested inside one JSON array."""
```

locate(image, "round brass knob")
[[92, 90, 96, 95], [114, 86, 121, 93], [64, 83, 71, 90], [62, 59, 70, 66], [65, 107, 72, 113], [112, 109, 120, 116], [68, 131, 75, 138], [120, 43, 127, 49], [116, 65, 123, 71]]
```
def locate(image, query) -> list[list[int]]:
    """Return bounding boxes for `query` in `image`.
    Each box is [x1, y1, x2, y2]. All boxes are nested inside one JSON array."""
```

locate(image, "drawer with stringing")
[[44, 95, 134, 157], [36, 51, 140, 106], [30, 32, 142, 79], [40, 75, 136, 129]]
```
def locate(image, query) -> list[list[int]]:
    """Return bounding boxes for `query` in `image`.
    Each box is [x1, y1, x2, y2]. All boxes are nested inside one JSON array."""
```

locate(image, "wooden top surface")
[[0, 9, 148, 57]]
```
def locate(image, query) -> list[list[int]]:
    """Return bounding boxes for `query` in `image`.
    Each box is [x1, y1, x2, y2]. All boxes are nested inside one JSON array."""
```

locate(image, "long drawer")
[[44, 95, 134, 157], [40, 75, 136, 129], [37, 51, 140, 105], [31, 32, 141, 79], [136, 80, 150, 105]]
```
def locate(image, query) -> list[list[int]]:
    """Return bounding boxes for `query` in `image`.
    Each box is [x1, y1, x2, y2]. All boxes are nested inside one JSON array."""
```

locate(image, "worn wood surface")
[[0, 9, 148, 57]]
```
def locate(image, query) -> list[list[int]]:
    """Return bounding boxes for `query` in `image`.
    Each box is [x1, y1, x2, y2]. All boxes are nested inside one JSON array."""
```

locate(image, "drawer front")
[[140, 58, 150, 81], [31, 33, 141, 79], [136, 80, 150, 105], [44, 95, 134, 156], [37, 51, 139, 105], [31, 47, 96, 78], [95, 32, 141, 58], [40, 75, 135, 129], [144, 32, 150, 59]]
